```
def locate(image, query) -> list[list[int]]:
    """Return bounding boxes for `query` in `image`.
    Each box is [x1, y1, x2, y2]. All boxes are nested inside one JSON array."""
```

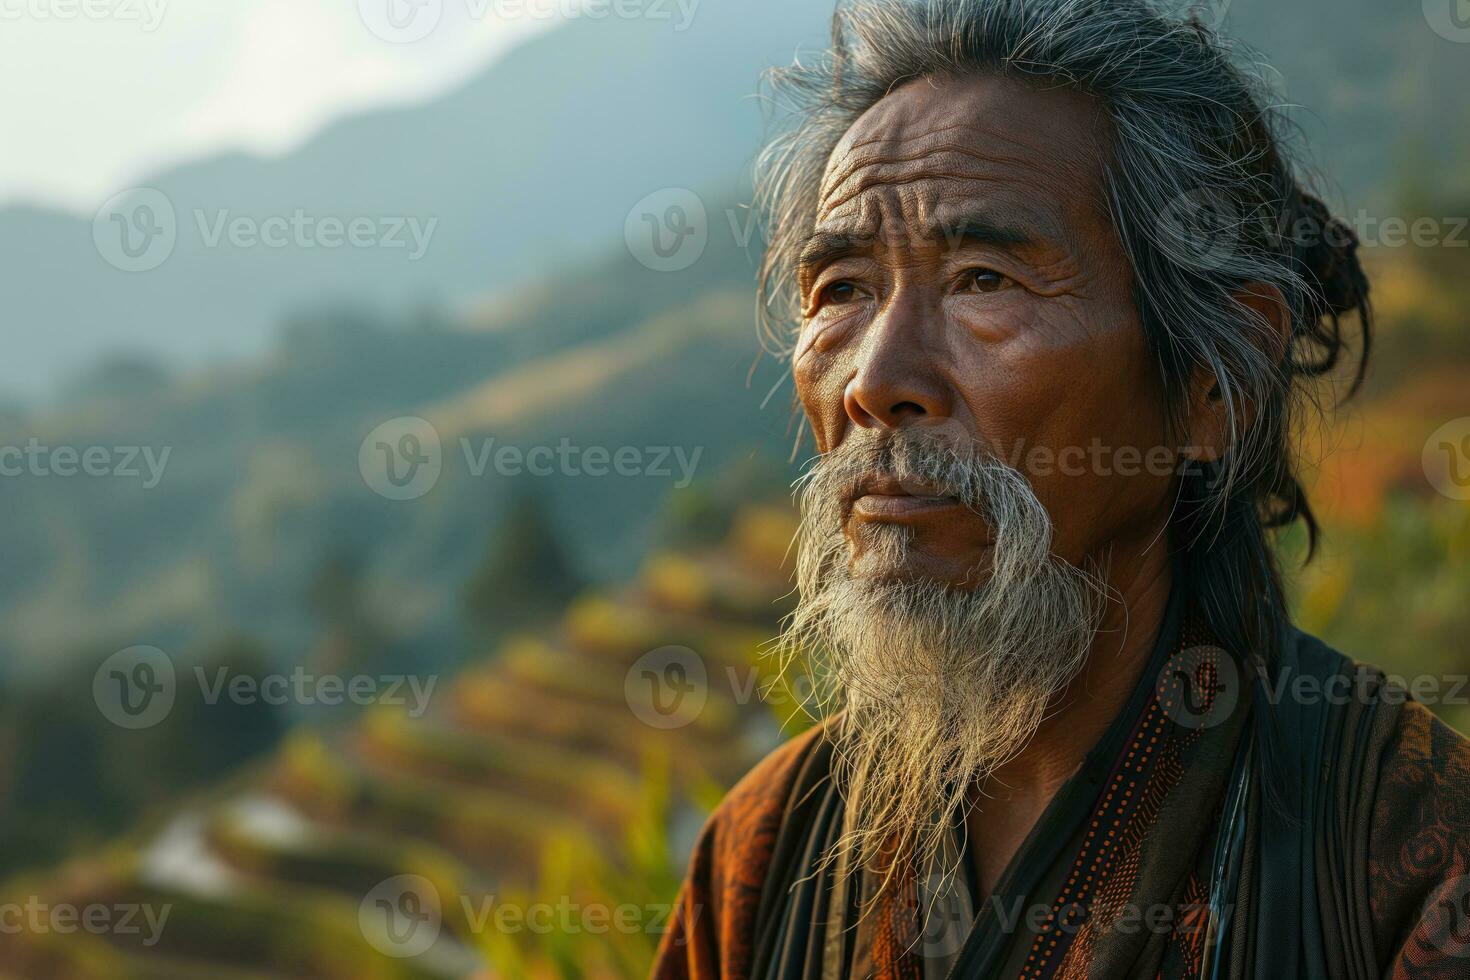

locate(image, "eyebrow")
[[796, 212, 1037, 279]]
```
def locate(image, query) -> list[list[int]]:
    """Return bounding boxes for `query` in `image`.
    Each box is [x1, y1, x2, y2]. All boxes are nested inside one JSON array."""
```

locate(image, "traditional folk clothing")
[[652, 584, 1470, 978]]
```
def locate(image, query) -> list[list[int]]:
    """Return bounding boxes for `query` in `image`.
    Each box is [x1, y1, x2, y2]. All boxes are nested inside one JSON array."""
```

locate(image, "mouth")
[[849, 474, 964, 523]]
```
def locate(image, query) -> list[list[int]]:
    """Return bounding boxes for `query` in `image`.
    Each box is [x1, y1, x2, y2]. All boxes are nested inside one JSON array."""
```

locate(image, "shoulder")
[[1294, 631, 1470, 902], [1358, 669, 1470, 890], [652, 718, 837, 977], [1299, 637, 1470, 975], [1374, 695, 1470, 828], [1286, 631, 1470, 971], [701, 716, 837, 884], [1365, 681, 1470, 971]]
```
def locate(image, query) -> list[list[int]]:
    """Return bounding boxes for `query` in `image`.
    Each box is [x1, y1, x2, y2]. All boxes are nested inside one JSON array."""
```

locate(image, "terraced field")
[[0, 507, 802, 979], [4, 238, 1464, 977]]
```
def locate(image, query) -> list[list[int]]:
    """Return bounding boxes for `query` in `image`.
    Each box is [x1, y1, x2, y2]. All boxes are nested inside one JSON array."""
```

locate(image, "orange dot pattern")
[[1018, 619, 1223, 980]]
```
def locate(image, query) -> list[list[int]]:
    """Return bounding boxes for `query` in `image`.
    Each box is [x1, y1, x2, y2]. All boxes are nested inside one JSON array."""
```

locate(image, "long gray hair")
[[755, 0, 1372, 672]]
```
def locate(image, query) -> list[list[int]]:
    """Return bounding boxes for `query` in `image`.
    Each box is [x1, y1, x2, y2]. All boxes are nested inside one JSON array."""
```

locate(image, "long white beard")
[[777, 428, 1106, 886]]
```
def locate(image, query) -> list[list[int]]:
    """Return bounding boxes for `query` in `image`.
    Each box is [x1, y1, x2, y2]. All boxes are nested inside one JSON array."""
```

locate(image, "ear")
[[1181, 281, 1290, 465]]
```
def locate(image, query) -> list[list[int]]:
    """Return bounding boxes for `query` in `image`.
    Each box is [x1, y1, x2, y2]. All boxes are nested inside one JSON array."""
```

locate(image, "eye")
[[961, 268, 1012, 293], [819, 279, 862, 306]]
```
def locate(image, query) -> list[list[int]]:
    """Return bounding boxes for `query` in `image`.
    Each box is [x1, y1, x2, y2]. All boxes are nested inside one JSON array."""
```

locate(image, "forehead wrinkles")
[[821, 121, 1045, 205], [814, 183, 925, 242], [812, 184, 1038, 261]]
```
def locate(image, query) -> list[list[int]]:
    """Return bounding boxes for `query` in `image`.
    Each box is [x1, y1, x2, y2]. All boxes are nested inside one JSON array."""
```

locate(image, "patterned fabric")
[[1372, 700, 1470, 977], [1017, 624, 1231, 979], [651, 620, 1470, 979]]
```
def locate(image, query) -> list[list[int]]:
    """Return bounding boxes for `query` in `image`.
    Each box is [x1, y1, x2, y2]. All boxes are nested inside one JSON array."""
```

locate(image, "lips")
[[849, 473, 963, 522], [851, 493, 962, 519]]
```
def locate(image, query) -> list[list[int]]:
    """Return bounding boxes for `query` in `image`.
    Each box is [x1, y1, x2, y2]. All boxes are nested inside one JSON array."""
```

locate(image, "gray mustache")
[[801, 430, 1025, 519]]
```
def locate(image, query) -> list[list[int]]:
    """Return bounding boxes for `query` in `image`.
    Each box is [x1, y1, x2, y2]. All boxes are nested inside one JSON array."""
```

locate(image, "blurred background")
[[0, 0, 1466, 976]]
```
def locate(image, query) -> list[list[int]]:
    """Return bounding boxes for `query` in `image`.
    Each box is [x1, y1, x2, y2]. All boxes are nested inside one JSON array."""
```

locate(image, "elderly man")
[[652, 1, 1470, 978]]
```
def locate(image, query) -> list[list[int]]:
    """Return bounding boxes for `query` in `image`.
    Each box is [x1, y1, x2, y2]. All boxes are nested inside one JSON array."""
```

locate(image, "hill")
[[1, 0, 1467, 399], [0, 506, 807, 978]]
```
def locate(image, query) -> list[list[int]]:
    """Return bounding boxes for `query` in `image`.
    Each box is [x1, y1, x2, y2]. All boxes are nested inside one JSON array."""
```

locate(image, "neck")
[[966, 530, 1175, 897]]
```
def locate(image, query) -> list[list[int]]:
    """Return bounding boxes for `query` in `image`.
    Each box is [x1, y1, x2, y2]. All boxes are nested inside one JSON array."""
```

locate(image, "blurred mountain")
[[1, 0, 1468, 399], [0, 217, 800, 681], [0, 0, 832, 400]]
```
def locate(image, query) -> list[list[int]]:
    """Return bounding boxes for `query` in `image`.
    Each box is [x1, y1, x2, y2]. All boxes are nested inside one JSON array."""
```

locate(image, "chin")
[[848, 545, 995, 590]]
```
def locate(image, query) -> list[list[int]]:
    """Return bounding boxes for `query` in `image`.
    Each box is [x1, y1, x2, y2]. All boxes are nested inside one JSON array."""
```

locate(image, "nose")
[[842, 301, 952, 429]]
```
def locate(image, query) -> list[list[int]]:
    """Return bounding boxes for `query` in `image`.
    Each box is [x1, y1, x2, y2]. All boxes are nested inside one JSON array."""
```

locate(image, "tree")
[[462, 490, 583, 638]]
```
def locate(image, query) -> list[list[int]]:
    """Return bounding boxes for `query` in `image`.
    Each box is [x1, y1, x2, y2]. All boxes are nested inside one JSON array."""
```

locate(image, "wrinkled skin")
[[790, 72, 1218, 898], [793, 72, 1189, 591]]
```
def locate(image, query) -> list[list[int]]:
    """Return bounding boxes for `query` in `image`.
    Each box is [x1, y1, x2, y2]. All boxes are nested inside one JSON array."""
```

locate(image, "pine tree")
[[463, 490, 584, 636]]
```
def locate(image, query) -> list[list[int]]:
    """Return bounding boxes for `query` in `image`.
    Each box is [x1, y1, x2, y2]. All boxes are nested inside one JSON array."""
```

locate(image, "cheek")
[[793, 327, 854, 452], [1040, 361, 1174, 557], [952, 309, 1173, 558]]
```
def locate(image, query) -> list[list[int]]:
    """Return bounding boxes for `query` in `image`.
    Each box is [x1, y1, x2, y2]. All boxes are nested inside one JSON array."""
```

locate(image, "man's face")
[[793, 73, 1175, 588]]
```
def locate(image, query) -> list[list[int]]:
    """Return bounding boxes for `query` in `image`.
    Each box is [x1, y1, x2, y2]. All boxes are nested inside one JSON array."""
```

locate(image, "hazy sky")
[[0, 0, 557, 213]]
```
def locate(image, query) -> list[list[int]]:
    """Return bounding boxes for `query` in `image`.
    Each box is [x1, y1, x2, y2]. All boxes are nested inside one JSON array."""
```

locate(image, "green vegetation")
[[0, 506, 801, 977]]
